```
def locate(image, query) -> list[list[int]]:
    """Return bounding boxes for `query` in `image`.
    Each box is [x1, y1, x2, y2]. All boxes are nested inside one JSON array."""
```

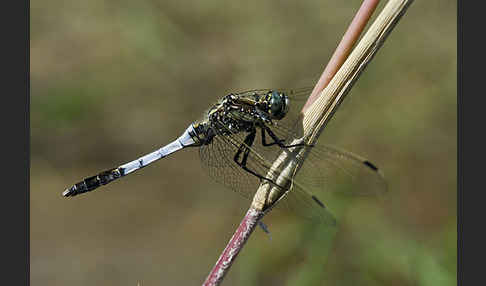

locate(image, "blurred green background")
[[30, 0, 456, 285]]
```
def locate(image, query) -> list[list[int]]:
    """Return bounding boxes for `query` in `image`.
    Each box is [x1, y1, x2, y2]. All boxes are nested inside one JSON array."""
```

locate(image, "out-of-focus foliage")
[[31, 0, 456, 285]]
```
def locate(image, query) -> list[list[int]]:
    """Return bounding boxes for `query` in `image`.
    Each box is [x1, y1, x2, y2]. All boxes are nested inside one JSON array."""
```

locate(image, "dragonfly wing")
[[232, 87, 314, 99], [199, 131, 259, 199], [272, 182, 338, 226], [295, 144, 388, 197], [265, 142, 386, 227], [267, 121, 388, 197]]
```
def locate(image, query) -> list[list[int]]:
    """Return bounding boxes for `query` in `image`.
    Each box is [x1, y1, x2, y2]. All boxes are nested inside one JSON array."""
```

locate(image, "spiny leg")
[[261, 125, 313, 148], [233, 129, 255, 167], [260, 126, 284, 147], [233, 130, 277, 185]]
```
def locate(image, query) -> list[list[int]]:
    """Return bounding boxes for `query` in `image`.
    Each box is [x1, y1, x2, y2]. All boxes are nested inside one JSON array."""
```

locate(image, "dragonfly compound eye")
[[268, 91, 289, 120]]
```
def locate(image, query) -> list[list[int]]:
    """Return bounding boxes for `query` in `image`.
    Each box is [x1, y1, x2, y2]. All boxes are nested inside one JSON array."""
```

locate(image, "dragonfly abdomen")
[[63, 125, 199, 197], [62, 168, 122, 197]]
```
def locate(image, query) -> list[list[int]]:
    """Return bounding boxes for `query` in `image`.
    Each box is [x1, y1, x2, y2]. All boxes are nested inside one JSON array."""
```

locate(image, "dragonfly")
[[63, 87, 387, 226]]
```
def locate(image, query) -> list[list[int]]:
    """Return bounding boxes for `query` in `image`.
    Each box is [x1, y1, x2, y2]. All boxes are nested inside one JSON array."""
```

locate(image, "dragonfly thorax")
[[213, 90, 289, 122], [191, 90, 290, 146]]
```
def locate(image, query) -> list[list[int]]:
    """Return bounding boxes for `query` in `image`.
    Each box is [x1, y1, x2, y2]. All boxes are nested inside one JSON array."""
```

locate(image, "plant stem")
[[202, 0, 414, 285], [303, 0, 381, 113], [202, 208, 264, 286]]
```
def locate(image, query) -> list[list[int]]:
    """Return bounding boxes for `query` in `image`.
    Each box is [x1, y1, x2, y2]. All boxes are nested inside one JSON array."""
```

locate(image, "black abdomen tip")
[[62, 168, 121, 198], [62, 181, 88, 197], [62, 187, 74, 197]]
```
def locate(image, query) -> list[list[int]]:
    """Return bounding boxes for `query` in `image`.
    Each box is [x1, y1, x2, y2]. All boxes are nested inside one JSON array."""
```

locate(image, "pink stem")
[[202, 1, 380, 285], [302, 0, 381, 113], [202, 208, 264, 286]]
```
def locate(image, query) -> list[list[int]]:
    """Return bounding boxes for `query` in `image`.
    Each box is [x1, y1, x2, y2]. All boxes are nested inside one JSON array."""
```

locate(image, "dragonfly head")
[[265, 90, 289, 120]]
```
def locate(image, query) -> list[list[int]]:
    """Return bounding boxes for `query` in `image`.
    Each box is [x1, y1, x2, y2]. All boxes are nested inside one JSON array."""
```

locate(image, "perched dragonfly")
[[63, 87, 387, 225]]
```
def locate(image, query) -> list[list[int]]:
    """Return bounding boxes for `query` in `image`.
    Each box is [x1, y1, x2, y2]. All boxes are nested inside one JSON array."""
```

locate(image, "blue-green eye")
[[268, 91, 289, 120]]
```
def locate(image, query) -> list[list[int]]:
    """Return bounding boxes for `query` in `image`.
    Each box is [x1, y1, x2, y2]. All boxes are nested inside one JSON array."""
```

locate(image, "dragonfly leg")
[[262, 126, 313, 148], [261, 127, 284, 147], [234, 130, 278, 185], [233, 129, 255, 166]]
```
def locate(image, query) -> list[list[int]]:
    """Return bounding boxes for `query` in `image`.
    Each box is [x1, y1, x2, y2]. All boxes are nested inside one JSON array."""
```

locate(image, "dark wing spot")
[[363, 160, 379, 171], [311, 195, 326, 208]]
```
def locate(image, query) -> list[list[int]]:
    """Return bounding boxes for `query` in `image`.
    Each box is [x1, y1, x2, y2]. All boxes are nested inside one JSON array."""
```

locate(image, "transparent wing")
[[199, 131, 260, 199], [267, 119, 388, 196], [232, 86, 313, 97], [296, 144, 388, 196], [258, 143, 386, 227], [271, 181, 338, 226], [232, 87, 314, 103]]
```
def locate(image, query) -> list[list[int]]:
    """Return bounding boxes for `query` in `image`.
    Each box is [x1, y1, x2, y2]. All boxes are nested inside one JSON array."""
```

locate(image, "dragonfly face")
[[262, 90, 289, 120]]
